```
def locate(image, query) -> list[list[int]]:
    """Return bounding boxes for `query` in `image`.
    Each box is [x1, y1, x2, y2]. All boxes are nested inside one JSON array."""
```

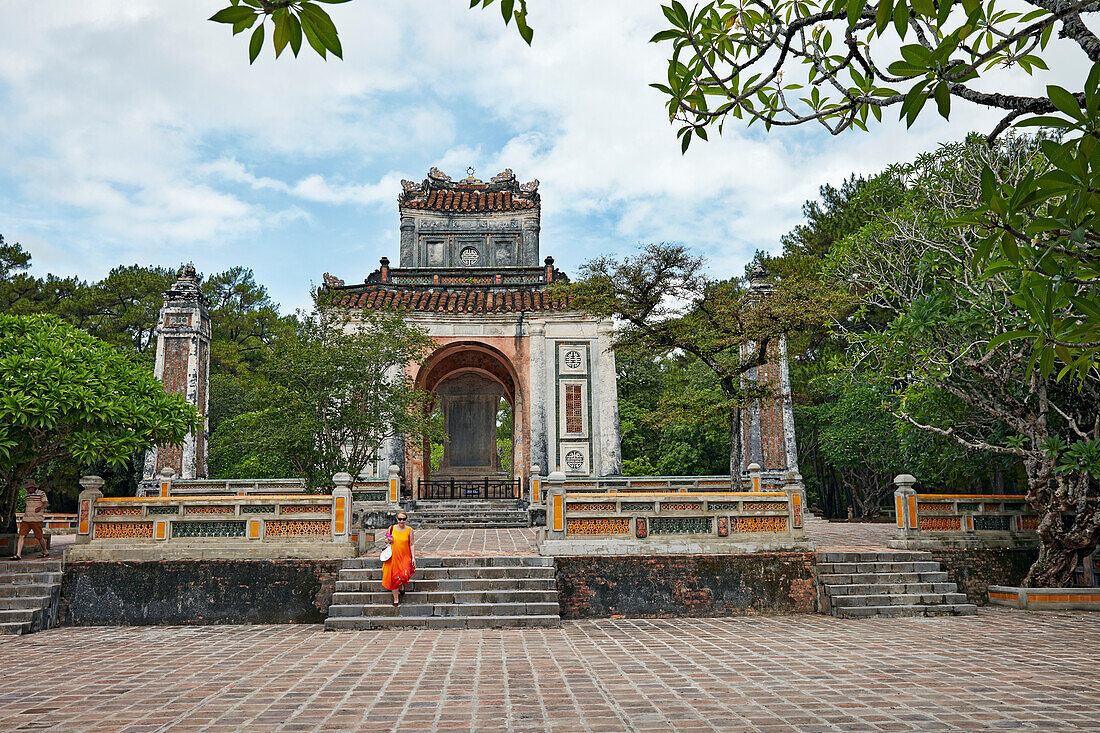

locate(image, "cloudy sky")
[[0, 1, 1086, 313]]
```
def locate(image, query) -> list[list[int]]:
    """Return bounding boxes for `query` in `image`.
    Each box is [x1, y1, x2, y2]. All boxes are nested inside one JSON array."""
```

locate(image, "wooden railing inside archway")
[[418, 477, 522, 500]]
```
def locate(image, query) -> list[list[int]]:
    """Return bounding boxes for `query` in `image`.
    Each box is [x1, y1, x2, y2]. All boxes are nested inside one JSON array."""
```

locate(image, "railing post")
[[545, 471, 566, 539], [747, 463, 762, 493], [893, 473, 919, 539], [388, 464, 400, 505], [530, 464, 542, 504], [782, 470, 805, 535], [157, 467, 175, 498], [331, 472, 352, 543], [76, 475, 105, 544]]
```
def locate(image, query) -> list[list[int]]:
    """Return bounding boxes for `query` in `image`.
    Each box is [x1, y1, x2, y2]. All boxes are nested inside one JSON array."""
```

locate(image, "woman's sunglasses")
[[397, 517, 408, 521]]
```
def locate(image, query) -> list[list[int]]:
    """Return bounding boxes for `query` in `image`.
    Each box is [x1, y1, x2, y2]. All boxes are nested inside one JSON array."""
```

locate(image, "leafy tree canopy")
[[210, 307, 440, 488], [0, 314, 197, 529]]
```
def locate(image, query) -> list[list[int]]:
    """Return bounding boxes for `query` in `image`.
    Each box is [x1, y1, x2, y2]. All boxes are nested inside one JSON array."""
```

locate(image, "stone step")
[[833, 604, 977, 618], [332, 590, 558, 605], [0, 560, 62, 573], [0, 608, 38, 624], [0, 571, 63, 585], [0, 621, 30, 635], [817, 561, 942, 574], [324, 615, 561, 630], [0, 595, 53, 611], [328, 601, 560, 618], [824, 582, 959, 596], [414, 521, 529, 526], [0, 583, 59, 598], [337, 566, 555, 581], [336, 577, 558, 593], [815, 551, 931, 563], [341, 556, 553, 570], [817, 571, 949, 585], [830, 593, 970, 608]]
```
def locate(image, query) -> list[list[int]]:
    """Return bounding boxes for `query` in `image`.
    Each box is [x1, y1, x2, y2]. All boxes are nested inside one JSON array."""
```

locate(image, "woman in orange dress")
[[382, 512, 414, 606]]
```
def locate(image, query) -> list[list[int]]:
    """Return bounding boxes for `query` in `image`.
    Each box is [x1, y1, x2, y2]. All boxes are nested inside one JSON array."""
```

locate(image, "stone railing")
[[529, 463, 779, 504], [70, 475, 355, 560], [16, 512, 78, 534], [141, 468, 308, 497], [539, 471, 809, 555], [888, 474, 1040, 549], [348, 469, 402, 551]]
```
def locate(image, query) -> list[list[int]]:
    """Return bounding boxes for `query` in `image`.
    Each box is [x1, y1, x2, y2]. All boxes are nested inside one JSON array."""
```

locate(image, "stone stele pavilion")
[[322, 167, 624, 501]]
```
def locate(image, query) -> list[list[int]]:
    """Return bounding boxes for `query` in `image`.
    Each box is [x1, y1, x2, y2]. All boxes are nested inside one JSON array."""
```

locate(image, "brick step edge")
[[324, 615, 561, 630], [833, 604, 978, 618], [0, 621, 31, 635], [830, 593, 969, 608], [341, 557, 553, 569], [815, 552, 932, 563], [823, 582, 959, 596], [328, 602, 560, 617]]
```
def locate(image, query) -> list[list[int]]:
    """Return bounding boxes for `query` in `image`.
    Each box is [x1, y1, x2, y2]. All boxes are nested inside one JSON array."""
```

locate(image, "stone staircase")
[[0, 559, 62, 635], [325, 556, 560, 630], [411, 501, 529, 528], [816, 551, 977, 618]]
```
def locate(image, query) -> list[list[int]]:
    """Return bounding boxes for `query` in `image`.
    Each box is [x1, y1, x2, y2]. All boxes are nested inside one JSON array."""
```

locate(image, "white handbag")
[[379, 546, 392, 562]]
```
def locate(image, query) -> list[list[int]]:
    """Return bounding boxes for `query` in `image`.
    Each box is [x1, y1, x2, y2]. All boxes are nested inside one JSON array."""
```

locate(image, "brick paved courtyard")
[[3, 610, 1098, 732], [384, 519, 895, 558]]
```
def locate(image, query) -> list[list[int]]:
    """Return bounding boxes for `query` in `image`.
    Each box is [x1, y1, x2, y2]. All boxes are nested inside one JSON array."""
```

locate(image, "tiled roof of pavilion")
[[322, 259, 572, 314], [398, 167, 539, 213], [330, 285, 570, 313]]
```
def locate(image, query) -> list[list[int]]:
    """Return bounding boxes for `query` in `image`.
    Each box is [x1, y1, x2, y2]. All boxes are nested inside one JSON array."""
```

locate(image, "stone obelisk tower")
[[139, 264, 211, 495], [740, 266, 799, 492]]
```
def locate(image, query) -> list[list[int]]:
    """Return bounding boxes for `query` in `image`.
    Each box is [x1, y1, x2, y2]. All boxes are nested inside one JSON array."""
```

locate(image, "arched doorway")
[[414, 343, 525, 500]]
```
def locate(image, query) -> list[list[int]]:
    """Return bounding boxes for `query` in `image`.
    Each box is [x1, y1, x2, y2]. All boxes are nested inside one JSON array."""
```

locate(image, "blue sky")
[[0, 1, 1083, 314]]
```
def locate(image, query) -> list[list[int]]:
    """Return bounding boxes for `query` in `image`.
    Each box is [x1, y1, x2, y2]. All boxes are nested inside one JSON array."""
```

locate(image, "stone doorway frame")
[[413, 342, 526, 500]]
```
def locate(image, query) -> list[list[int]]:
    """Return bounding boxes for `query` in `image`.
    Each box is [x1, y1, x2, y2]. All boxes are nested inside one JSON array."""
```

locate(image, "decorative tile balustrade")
[[78, 492, 349, 546], [891, 477, 1041, 549], [547, 491, 802, 542]]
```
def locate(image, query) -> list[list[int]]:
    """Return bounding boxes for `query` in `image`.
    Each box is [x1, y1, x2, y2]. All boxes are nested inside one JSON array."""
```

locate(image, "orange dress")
[[382, 525, 414, 591]]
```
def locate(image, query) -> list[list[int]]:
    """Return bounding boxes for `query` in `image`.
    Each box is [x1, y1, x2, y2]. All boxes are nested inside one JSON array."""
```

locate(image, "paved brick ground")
[[803, 517, 896, 551], [368, 520, 895, 559], [376, 527, 540, 557], [2, 610, 1098, 732]]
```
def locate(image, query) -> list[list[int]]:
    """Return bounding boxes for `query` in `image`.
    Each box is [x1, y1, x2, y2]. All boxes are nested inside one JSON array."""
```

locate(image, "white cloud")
[[0, 0, 1092, 305]]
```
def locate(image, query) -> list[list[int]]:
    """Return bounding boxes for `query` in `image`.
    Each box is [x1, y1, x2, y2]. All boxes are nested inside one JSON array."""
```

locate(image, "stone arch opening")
[[414, 343, 524, 498]]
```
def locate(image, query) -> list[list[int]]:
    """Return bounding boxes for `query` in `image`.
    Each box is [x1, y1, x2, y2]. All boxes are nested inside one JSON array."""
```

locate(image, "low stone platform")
[[66, 540, 356, 561], [3, 611, 1099, 731]]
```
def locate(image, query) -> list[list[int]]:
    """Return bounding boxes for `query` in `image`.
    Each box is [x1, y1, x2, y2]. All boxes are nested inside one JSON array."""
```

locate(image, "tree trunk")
[[1021, 456, 1100, 588]]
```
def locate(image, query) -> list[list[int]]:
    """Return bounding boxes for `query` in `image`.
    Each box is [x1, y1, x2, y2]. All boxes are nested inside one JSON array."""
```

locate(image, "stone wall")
[[554, 553, 817, 619], [60, 560, 341, 626], [929, 548, 1038, 605]]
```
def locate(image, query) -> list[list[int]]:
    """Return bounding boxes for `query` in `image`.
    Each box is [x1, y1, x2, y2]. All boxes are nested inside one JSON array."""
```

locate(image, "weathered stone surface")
[[928, 547, 1038, 605], [60, 559, 341, 626], [554, 552, 817, 618]]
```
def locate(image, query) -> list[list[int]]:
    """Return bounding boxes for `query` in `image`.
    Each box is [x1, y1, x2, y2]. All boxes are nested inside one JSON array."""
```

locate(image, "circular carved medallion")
[[565, 450, 584, 471], [459, 246, 480, 266], [564, 350, 583, 369]]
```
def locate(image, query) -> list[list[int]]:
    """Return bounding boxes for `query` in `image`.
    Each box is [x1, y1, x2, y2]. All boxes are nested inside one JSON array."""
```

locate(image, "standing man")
[[14, 480, 50, 560]]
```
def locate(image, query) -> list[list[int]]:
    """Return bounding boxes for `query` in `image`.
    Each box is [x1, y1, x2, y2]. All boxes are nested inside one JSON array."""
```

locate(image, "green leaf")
[[273, 9, 291, 58], [933, 81, 950, 119], [301, 14, 327, 59], [1047, 85, 1083, 119], [848, 0, 868, 25], [209, 6, 256, 24], [249, 21, 264, 64]]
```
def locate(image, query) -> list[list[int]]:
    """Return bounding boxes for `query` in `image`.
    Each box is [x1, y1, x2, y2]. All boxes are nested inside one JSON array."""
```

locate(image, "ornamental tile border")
[[172, 521, 247, 538], [566, 518, 630, 535]]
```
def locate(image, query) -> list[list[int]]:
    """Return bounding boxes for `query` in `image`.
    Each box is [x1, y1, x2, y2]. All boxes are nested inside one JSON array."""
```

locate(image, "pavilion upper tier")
[[322, 167, 573, 314]]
